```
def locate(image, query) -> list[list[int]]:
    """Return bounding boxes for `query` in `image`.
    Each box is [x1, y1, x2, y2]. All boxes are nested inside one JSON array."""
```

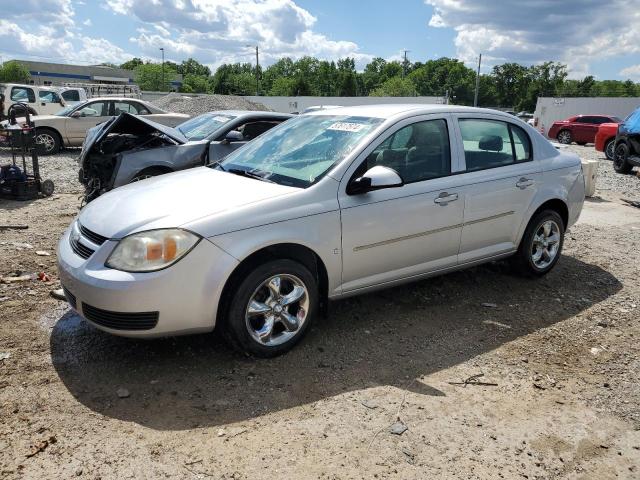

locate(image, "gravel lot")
[[1, 144, 639, 479], [152, 93, 270, 116]]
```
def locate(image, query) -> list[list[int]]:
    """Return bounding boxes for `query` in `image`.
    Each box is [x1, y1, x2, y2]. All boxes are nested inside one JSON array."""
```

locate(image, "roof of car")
[[305, 104, 519, 119], [203, 110, 292, 118]]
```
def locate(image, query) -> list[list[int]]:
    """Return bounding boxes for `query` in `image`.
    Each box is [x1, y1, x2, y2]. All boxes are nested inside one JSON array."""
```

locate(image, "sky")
[[1, 0, 639, 80]]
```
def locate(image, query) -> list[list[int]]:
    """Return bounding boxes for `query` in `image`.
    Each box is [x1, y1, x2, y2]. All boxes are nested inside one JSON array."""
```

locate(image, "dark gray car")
[[79, 110, 293, 202]]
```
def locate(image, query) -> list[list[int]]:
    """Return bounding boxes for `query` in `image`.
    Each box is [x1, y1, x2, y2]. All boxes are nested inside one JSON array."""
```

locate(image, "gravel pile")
[[566, 144, 639, 198], [152, 93, 271, 116]]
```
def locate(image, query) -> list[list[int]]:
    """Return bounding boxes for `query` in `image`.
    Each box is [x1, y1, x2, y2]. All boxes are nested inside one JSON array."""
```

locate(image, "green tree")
[[370, 77, 416, 96], [0, 61, 30, 83], [269, 77, 297, 96], [517, 61, 567, 111], [134, 63, 178, 91], [409, 58, 475, 104], [178, 58, 211, 77], [120, 58, 144, 71], [492, 63, 529, 108], [181, 74, 210, 93]]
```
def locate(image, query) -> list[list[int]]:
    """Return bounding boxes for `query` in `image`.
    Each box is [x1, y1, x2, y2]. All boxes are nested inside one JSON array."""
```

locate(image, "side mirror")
[[348, 165, 404, 195], [70, 111, 82, 118], [222, 130, 244, 144]]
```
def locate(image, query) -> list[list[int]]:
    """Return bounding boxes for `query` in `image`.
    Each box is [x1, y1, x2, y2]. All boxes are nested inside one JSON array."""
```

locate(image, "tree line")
[[123, 56, 639, 112], [1, 56, 639, 113]]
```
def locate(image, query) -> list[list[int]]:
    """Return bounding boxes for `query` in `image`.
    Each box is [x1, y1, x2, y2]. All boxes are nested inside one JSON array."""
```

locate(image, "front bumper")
[[57, 224, 238, 338]]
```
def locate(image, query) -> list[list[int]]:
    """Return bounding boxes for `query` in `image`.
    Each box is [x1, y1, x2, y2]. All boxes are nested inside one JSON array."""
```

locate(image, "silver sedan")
[[58, 104, 585, 357]]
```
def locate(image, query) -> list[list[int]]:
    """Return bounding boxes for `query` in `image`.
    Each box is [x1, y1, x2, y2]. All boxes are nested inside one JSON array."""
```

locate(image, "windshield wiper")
[[227, 168, 276, 184]]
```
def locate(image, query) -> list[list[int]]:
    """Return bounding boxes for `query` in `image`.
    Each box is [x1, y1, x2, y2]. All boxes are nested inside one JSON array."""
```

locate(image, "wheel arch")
[[216, 242, 330, 326], [532, 198, 569, 229], [36, 126, 62, 142], [517, 197, 570, 249]]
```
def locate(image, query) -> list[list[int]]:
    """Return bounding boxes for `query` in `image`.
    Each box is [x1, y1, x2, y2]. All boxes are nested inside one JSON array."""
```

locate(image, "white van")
[[0, 83, 83, 116]]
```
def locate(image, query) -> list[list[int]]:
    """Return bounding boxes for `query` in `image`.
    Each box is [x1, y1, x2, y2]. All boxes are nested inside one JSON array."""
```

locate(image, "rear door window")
[[11, 86, 35, 103], [459, 119, 532, 171], [61, 90, 80, 102]]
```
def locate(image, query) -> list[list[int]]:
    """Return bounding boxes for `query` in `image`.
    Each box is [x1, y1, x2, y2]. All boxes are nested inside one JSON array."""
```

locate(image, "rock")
[[481, 302, 498, 308], [390, 422, 408, 435], [590, 347, 601, 355], [116, 388, 130, 399], [50, 288, 66, 301], [360, 400, 378, 410], [217, 428, 226, 437], [1, 274, 33, 283], [35, 251, 51, 256], [0, 352, 11, 361], [75, 467, 83, 476], [597, 319, 609, 327]]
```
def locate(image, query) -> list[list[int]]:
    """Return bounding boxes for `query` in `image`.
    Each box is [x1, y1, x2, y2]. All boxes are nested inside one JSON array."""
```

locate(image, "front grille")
[[79, 224, 108, 246], [81, 303, 159, 331], [62, 286, 77, 309], [69, 236, 94, 259]]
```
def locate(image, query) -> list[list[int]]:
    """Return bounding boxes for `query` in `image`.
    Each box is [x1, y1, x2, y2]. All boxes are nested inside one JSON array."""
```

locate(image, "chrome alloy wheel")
[[531, 220, 560, 269], [35, 133, 55, 152], [245, 274, 309, 347], [557, 130, 571, 144]]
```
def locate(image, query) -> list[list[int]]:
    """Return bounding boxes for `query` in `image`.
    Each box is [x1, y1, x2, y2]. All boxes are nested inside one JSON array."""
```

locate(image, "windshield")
[[56, 102, 86, 117], [177, 113, 236, 141], [214, 114, 383, 188]]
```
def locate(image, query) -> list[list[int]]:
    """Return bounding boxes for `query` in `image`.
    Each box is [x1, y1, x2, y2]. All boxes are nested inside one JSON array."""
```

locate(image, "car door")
[[66, 100, 113, 143], [451, 115, 542, 263], [9, 86, 36, 112], [338, 114, 466, 293], [38, 90, 64, 115], [208, 118, 285, 162]]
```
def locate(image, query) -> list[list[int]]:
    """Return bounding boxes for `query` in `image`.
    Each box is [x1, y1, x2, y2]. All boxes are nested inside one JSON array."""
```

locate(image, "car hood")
[[80, 112, 188, 160], [78, 167, 299, 239]]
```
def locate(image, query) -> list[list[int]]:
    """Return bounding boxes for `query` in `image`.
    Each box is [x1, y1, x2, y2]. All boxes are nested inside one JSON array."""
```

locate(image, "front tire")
[[613, 143, 633, 174], [604, 139, 615, 160], [221, 259, 318, 357], [511, 210, 564, 276], [34, 129, 61, 155]]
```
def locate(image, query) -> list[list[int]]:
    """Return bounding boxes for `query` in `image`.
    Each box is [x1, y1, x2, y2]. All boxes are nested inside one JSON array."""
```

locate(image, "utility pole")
[[402, 50, 410, 78], [246, 45, 260, 95], [255, 45, 260, 96], [160, 47, 165, 91], [473, 53, 482, 107]]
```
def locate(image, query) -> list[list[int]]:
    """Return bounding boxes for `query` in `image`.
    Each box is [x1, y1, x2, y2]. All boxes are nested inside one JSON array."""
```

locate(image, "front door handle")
[[434, 192, 458, 205], [516, 177, 534, 189]]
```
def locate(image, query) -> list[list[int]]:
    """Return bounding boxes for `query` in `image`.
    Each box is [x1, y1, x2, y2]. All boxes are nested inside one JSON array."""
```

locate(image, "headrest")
[[478, 135, 503, 152]]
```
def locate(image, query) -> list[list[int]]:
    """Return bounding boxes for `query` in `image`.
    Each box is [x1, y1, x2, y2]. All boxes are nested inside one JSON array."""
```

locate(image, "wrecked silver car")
[[79, 110, 292, 202]]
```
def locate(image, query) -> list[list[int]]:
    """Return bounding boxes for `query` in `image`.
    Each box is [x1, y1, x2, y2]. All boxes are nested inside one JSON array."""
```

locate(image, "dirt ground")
[[1, 145, 639, 479]]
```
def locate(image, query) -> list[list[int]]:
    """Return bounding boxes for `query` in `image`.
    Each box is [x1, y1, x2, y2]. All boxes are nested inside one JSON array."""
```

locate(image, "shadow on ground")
[[50, 255, 621, 430]]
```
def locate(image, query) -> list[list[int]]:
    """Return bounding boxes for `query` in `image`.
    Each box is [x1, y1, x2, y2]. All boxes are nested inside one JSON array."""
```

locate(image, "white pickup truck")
[[0, 83, 87, 116]]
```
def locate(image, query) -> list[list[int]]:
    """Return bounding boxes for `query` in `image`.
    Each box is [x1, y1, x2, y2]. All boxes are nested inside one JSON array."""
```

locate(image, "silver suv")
[[58, 105, 585, 357]]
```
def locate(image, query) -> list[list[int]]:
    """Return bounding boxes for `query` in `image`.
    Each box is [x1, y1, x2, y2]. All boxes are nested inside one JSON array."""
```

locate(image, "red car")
[[547, 115, 622, 145], [594, 122, 619, 160]]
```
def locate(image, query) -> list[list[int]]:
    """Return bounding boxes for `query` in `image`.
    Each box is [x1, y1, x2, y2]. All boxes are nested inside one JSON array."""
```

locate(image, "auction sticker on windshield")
[[213, 116, 232, 123], [327, 122, 366, 132]]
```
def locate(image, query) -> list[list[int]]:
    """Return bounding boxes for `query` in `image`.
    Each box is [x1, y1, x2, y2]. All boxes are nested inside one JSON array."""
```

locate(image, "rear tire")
[[511, 210, 564, 277], [604, 139, 615, 160], [613, 143, 633, 174], [221, 259, 318, 357], [557, 130, 572, 144]]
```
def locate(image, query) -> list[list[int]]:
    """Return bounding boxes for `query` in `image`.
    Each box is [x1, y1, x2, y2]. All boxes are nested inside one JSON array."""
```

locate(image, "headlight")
[[106, 229, 200, 272]]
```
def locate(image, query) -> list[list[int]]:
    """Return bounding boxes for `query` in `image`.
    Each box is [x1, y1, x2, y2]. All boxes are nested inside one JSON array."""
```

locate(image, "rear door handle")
[[434, 192, 458, 205], [516, 177, 534, 189]]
